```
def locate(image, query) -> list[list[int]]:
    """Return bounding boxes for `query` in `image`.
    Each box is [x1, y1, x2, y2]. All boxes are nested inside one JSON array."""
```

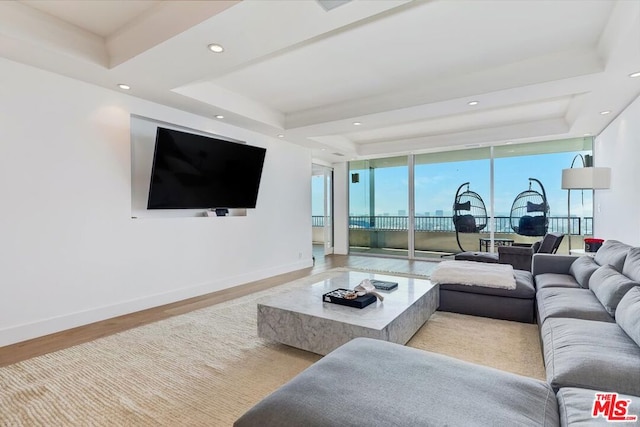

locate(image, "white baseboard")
[[0, 258, 313, 347]]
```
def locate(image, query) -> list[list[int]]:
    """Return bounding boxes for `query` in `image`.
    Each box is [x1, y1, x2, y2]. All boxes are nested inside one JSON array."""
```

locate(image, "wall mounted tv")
[[147, 127, 266, 210]]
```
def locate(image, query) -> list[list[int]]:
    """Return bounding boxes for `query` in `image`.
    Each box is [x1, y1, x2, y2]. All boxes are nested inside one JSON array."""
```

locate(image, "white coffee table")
[[257, 271, 439, 355]]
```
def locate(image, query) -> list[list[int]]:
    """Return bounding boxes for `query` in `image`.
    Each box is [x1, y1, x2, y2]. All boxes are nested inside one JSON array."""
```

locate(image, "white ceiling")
[[1, 0, 640, 162], [20, 0, 160, 37]]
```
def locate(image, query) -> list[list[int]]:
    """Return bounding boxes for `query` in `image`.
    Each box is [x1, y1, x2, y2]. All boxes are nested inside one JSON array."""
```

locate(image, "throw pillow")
[[594, 240, 631, 272], [569, 256, 599, 288], [622, 247, 640, 282], [615, 287, 640, 347], [526, 201, 546, 212], [589, 265, 640, 316]]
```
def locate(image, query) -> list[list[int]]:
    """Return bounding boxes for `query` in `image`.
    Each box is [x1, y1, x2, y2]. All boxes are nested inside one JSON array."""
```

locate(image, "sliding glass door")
[[349, 157, 408, 257], [312, 164, 334, 256], [414, 148, 491, 258]]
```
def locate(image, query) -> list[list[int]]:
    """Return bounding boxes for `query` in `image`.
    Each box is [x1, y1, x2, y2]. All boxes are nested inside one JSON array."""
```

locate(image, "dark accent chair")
[[454, 232, 564, 271], [498, 232, 564, 271]]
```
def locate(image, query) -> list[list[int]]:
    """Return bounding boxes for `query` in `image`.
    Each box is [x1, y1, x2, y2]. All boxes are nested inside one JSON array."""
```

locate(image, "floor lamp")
[[561, 155, 611, 252]]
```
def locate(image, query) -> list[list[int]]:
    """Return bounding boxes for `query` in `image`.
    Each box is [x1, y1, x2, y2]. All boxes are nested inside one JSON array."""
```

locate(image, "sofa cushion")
[[535, 273, 581, 290], [454, 251, 499, 263], [616, 286, 640, 347], [594, 240, 631, 272], [557, 387, 640, 426], [234, 338, 559, 427], [589, 265, 639, 316], [569, 256, 600, 288], [532, 254, 580, 277], [498, 245, 537, 271], [439, 269, 534, 299], [541, 318, 640, 396], [622, 246, 640, 282], [536, 288, 613, 324]]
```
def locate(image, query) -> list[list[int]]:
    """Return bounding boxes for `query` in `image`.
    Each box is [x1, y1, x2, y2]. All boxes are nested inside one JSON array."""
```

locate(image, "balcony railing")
[[312, 215, 593, 235]]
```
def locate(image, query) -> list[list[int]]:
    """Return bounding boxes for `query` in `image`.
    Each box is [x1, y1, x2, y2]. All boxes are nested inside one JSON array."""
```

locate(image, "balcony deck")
[[313, 215, 592, 259]]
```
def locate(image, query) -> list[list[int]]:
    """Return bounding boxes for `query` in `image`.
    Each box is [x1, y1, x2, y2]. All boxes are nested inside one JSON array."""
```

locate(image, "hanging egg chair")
[[452, 182, 488, 251], [510, 178, 549, 237]]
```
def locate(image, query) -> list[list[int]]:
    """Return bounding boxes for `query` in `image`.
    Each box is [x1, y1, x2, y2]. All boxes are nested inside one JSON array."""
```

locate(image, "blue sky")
[[313, 150, 594, 219]]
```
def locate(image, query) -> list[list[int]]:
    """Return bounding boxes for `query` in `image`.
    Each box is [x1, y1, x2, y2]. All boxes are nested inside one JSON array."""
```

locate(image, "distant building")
[[435, 209, 444, 216], [398, 209, 406, 216]]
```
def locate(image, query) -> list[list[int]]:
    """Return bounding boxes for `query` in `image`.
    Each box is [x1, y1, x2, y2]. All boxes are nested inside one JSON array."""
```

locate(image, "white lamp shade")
[[561, 167, 611, 189]]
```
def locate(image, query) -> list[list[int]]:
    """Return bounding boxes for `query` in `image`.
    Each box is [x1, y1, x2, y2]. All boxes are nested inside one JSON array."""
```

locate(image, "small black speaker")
[[351, 173, 360, 183], [584, 154, 593, 167], [215, 208, 229, 217]]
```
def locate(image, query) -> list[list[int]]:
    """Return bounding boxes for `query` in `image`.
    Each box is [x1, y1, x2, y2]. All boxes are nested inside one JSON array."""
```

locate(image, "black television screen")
[[147, 127, 266, 209]]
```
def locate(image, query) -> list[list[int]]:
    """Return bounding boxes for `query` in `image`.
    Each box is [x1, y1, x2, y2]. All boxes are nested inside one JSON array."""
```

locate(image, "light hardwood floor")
[[0, 250, 437, 367]]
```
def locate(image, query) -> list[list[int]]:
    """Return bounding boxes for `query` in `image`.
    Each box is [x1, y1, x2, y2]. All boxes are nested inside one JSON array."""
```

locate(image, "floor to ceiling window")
[[414, 148, 491, 258], [349, 157, 408, 257], [346, 137, 594, 259], [493, 137, 593, 250]]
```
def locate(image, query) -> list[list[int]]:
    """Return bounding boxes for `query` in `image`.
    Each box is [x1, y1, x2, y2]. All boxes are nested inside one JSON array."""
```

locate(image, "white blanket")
[[430, 261, 516, 290]]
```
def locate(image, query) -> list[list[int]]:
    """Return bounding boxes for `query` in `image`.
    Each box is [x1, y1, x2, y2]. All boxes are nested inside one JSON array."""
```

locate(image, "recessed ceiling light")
[[600, 110, 611, 115], [629, 71, 640, 78], [321, 148, 326, 151], [277, 134, 284, 138], [118, 84, 130, 90], [208, 43, 224, 53], [468, 100, 479, 106], [215, 115, 224, 119], [504, 141, 513, 145], [584, 133, 592, 136], [353, 122, 362, 126]]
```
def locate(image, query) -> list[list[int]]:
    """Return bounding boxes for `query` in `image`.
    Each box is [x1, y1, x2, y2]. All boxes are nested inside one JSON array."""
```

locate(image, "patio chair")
[[497, 232, 564, 270], [455, 232, 564, 271], [451, 182, 487, 252], [510, 178, 549, 237]]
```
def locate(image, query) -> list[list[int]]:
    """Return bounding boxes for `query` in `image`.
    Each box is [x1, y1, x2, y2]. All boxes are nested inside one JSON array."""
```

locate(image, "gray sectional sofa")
[[440, 233, 565, 323], [235, 240, 640, 426], [533, 240, 640, 398], [439, 269, 536, 323], [235, 337, 561, 426]]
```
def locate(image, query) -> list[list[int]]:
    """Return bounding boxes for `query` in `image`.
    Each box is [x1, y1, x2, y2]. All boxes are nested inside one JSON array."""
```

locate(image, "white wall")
[[0, 58, 313, 346], [594, 94, 640, 245]]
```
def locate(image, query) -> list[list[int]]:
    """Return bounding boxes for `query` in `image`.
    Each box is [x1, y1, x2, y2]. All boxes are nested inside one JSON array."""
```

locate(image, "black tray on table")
[[322, 288, 377, 309]]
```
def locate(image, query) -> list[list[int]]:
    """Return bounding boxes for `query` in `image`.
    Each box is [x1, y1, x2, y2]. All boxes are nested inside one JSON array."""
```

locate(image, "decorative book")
[[370, 279, 398, 291]]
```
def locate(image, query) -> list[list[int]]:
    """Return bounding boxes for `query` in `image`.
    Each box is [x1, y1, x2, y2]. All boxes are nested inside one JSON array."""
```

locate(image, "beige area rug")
[[0, 268, 544, 426]]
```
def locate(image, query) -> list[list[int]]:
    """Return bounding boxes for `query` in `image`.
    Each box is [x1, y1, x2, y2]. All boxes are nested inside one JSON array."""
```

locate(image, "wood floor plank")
[[0, 251, 437, 367]]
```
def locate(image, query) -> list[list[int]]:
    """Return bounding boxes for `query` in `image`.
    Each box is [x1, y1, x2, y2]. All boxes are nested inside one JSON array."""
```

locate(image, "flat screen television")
[[147, 127, 266, 209]]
